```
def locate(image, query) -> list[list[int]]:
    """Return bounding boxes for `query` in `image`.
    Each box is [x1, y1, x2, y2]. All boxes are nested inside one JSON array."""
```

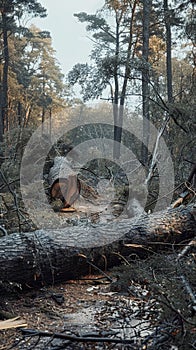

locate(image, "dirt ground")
[[0, 253, 195, 350], [0, 272, 161, 350]]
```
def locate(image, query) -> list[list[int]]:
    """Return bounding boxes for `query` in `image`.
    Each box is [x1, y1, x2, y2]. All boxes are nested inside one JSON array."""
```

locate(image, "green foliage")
[[0, 0, 68, 136], [74, 12, 111, 34], [68, 3, 171, 105], [69, 5, 146, 107], [2, 25, 66, 128], [5, 0, 47, 18], [68, 62, 109, 101]]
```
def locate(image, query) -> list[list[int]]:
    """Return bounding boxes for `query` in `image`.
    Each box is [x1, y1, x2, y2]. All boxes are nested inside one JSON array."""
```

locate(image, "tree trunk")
[[1, 11, 9, 134], [141, 0, 151, 166], [112, 1, 138, 160], [0, 205, 195, 286], [23, 104, 32, 128], [0, 11, 9, 142], [164, 0, 173, 103], [113, 17, 120, 159], [41, 106, 45, 135]]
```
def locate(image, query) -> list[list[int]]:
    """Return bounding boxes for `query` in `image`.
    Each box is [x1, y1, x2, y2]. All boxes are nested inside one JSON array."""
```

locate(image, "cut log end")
[[50, 176, 80, 208]]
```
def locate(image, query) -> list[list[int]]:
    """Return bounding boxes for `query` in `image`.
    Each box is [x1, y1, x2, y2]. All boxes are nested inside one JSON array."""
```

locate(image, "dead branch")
[[176, 239, 196, 261], [20, 328, 135, 345], [180, 275, 196, 312]]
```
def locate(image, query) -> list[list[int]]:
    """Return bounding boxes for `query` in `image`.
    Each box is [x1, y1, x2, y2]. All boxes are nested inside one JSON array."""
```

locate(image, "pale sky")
[[31, 0, 104, 77]]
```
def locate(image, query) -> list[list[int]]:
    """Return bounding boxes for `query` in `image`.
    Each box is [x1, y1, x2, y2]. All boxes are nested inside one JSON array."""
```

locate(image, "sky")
[[31, 0, 104, 77]]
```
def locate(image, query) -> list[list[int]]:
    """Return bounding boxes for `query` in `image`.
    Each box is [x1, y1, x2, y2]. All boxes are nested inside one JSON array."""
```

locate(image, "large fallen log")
[[0, 205, 195, 286]]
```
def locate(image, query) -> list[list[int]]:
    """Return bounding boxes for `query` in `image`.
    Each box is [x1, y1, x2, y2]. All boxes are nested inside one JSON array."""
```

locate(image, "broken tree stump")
[[48, 157, 80, 208], [48, 156, 99, 210], [0, 205, 195, 286]]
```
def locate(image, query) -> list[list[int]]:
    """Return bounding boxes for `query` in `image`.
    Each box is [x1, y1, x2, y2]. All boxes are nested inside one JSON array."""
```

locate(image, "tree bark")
[[164, 0, 173, 103], [0, 205, 195, 286], [141, 0, 152, 165], [1, 11, 9, 134], [0, 11, 9, 142]]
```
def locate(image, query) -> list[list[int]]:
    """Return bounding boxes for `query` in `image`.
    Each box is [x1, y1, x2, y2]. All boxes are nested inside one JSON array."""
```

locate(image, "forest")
[[0, 0, 195, 349]]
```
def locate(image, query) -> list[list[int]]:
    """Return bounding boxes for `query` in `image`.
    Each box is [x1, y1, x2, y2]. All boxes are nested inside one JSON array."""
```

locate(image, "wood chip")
[[0, 317, 27, 330], [60, 207, 76, 212]]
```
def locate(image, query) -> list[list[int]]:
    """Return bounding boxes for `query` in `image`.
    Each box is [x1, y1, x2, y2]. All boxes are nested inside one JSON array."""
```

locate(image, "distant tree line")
[[0, 0, 67, 143]]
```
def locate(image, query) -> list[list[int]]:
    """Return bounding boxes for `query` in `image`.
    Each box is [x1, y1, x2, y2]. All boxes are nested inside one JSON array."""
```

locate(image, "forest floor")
[[0, 250, 195, 350]]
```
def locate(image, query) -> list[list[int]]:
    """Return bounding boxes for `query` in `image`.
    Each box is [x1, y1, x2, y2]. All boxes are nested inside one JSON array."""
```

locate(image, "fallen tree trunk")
[[0, 205, 195, 286]]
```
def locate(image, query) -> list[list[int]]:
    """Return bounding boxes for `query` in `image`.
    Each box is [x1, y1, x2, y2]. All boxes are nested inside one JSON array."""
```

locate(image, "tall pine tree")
[[0, 0, 46, 142]]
